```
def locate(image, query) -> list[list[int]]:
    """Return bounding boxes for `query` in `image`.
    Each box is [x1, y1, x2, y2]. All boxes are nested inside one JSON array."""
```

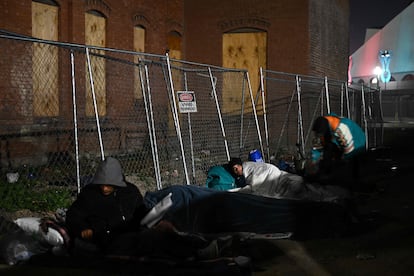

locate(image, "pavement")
[[250, 141, 414, 275], [1, 129, 413, 276]]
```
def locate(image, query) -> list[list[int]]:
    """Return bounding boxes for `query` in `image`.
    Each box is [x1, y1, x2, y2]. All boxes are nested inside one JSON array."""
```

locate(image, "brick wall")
[[0, 0, 349, 166], [184, 0, 349, 79], [0, 0, 183, 54], [0, 1, 32, 36], [0, 0, 348, 77], [183, 0, 349, 140], [308, 0, 349, 80]]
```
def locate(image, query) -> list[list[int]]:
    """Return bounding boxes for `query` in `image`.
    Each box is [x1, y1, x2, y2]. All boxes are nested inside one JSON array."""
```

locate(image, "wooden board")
[[85, 12, 106, 117], [32, 1, 59, 117], [134, 26, 145, 99], [222, 32, 267, 114]]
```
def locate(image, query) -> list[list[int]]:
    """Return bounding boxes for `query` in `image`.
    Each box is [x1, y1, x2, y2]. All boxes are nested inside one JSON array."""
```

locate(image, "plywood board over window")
[[32, 1, 59, 117], [85, 11, 106, 117], [168, 31, 182, 61], [167, 31, 183, 134], [133, 26, 145, 100], [222, 31, 267, 114], [168, 31, 183, 91]]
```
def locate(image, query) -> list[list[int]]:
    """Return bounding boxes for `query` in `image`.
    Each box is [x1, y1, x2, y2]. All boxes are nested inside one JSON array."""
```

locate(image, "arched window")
[[167, 31, 183, 130], [32, 0, 59, 117], [134, 25, 146, 53], [167, 31, 183, 92], [85, 10, 106, 116], [167, 31, 182, 60]]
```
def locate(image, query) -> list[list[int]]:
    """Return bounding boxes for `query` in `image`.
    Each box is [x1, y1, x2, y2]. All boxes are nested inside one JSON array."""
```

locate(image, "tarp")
[[144, 185, 353, 240]]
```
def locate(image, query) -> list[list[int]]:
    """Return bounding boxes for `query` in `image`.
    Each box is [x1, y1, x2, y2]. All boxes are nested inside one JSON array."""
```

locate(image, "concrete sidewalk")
[[253, 145, 414, 275]]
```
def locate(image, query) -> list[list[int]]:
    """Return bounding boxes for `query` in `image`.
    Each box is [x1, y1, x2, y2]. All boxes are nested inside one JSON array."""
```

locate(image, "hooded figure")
[[65, 157, 146, 255], [66, 157, 212, 259], [90, 157, 127, 187]]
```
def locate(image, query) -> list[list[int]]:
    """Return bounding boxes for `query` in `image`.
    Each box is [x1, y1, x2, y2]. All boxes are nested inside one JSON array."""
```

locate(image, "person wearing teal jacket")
[[205, 165, 236, 190], [205, 158, 247, 191], [307, 113, 366, 187]]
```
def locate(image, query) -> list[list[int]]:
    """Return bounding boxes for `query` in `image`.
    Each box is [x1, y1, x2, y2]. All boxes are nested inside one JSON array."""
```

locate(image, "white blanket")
[[230, 161, 348, 202]]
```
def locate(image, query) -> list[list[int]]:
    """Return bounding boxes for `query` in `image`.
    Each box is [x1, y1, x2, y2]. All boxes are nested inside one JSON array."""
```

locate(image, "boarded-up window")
[[168, 31, 183, 90], [85, 11, 106, 117], [222, 31, 267, 113], [167, 31, 183, 132], [168, 31, 182, 61], [32, 0, 59, 117], [133, 25, 145, 100]]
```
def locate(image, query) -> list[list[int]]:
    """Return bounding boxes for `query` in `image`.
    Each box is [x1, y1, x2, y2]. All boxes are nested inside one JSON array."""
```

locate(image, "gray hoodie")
[[90, 157, 127, 187]]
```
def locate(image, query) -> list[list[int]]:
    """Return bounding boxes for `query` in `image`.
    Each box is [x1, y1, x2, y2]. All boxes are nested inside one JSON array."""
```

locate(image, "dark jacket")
[[65, 158, 146, 252], [66, 158, 211, 258]]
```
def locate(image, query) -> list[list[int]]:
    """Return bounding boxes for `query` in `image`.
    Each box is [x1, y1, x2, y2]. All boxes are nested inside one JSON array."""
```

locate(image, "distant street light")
[[373, 66, 382, 86]]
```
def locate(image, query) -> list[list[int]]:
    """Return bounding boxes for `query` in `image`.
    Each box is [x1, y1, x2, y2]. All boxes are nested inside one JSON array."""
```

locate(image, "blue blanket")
[[144, 185, 352, 240]]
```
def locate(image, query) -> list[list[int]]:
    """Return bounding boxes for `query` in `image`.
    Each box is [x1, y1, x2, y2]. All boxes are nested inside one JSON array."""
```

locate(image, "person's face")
[[100, 184, 115, 196], [313, 132, 325, 148], [232, 164, 243, 176]]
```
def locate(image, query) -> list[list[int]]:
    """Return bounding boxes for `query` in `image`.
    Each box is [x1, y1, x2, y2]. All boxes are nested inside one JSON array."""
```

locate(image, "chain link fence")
[[0, 31, 385, 207], [0, 32, 262, 195], [259, 69, 381, 164]]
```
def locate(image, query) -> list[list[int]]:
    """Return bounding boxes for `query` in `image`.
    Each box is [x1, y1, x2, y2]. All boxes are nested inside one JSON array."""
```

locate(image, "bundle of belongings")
[[0, 196, 252, 275], [0, 212, 69, 266]]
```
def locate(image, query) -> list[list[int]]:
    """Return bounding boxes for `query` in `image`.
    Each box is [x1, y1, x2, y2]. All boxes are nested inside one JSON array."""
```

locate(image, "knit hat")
[[312, 116, 329, 134], [228, 157, 243, 168]]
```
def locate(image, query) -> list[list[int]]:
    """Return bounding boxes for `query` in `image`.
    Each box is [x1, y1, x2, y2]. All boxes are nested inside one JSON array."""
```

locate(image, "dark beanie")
[[228, 157, 242, 168], [312, 116, 332, 140], [312, 117, 329, 134]]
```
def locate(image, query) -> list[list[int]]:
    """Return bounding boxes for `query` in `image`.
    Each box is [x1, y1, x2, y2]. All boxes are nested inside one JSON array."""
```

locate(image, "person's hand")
[[81, 229, 93, 239]]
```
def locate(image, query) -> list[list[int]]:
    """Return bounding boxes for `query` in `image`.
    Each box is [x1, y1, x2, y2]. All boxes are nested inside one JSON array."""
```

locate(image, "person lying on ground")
[[205, 161, 246, 191], [227, 157, 349, 203]]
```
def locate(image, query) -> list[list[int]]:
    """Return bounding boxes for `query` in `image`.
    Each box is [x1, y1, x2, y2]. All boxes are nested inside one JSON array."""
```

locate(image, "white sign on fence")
[[177, 91, 197, 113]]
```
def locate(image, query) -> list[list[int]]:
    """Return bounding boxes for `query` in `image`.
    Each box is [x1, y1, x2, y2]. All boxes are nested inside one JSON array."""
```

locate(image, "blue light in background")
[[379, 50, 391, 83]]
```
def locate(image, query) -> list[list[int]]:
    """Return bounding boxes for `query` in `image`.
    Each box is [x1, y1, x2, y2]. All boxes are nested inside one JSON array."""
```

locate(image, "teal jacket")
[[205, 165, 236, 191]]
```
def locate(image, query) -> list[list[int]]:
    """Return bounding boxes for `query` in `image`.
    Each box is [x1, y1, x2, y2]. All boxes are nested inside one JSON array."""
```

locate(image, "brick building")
[[185, 0, 349, 79], [1, 0, 349, 80], [0, 0, 350, 169]]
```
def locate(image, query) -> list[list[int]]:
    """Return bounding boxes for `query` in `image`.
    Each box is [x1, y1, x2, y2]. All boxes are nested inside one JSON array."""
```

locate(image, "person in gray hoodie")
[[65, 157, 211, 258], [66, 157, 147, 255]]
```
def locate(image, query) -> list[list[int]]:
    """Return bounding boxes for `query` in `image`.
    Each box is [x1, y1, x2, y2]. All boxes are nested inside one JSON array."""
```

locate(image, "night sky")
[[349, 0, 412, 53]]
